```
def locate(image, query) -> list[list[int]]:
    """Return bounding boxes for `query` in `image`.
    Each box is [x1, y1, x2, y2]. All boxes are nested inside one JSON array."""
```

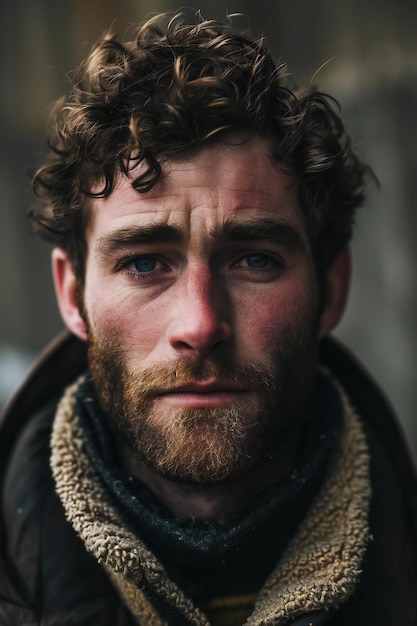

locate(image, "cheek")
[[85, 289, 170, 361], [237, 281, 318, 351]]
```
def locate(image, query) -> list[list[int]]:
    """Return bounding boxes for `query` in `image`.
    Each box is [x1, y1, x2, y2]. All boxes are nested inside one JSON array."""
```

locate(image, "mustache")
[[119, 357, 279, 395]]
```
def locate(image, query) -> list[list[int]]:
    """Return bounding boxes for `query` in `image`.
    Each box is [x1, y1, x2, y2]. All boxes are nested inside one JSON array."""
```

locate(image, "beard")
[[86, 319, 319, 486]]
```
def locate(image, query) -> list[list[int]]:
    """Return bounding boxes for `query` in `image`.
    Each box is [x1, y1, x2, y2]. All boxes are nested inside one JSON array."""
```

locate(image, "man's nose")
[[167, 266, 233, 357]]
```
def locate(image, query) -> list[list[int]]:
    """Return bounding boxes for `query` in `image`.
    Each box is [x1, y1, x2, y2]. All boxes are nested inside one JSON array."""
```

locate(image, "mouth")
[[156, 381, 250, 408]]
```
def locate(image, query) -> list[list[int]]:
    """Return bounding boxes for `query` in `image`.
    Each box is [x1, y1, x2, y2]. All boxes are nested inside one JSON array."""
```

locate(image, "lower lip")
[[157, 391, 248, 408]]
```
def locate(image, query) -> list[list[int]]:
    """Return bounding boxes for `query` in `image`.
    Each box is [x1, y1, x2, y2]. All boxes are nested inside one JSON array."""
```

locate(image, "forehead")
[[87, 136, 306, 243]]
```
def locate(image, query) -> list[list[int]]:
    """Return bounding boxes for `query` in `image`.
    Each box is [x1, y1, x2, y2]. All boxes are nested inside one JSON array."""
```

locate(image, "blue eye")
[[246, 254, 269, 269], [133, 257, 157, 272]]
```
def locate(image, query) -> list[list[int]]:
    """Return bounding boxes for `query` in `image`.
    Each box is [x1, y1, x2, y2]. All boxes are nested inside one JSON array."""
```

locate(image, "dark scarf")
[[75, 371, 342, 603]]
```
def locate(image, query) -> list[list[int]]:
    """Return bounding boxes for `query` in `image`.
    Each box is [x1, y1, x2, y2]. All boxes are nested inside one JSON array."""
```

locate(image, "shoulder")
[[320, 335, 417, 525], [0, 335, 127, 625], [321, 336, 417, 625]]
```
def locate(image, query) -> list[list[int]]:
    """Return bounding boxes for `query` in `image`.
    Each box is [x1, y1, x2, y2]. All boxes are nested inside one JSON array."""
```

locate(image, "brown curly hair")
[[31, 10, 371, 282]]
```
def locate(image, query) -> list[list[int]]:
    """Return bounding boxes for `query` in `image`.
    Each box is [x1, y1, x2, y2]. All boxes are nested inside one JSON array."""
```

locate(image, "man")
[[0, 10, 416, 626]]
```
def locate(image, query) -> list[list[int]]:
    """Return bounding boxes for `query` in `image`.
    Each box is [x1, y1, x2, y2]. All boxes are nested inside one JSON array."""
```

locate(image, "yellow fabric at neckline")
[[201, 593, 257, 626]]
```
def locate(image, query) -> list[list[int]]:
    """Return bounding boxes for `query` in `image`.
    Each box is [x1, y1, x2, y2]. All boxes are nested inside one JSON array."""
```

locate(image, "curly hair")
[[31, 10, 371, 282]]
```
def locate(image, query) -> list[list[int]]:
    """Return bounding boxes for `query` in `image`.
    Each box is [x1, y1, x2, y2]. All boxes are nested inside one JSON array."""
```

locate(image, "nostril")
[[168, 318, 233, 356]]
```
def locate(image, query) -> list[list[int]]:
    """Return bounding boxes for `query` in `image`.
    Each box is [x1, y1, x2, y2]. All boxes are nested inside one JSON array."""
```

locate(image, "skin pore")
[[53, 136, 348, 523]]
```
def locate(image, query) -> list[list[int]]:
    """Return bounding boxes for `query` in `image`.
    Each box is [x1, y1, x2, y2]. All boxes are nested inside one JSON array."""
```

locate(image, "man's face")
[[81, 137, 321, 485]]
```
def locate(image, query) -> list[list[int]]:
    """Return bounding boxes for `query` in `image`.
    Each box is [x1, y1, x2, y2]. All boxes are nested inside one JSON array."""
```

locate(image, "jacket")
[[0, 331, 416, 625]]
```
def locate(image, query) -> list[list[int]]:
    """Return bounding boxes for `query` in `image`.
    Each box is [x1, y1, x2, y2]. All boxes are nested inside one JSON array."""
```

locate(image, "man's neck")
[[116, 434, 300, 524]]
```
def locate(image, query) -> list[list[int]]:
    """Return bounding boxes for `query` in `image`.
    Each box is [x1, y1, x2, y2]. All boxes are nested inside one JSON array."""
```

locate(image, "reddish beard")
[[87, 328, 319, 486]]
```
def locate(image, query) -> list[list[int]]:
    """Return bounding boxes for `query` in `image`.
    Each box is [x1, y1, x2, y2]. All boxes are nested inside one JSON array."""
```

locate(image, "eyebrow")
[[95, 223, 183, 259], [210, 218, 307, 252]]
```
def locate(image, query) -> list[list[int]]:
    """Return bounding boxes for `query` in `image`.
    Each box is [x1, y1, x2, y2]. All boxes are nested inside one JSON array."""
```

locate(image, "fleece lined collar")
[[50, 374, 371, 625], [74, 372, 341, 602]]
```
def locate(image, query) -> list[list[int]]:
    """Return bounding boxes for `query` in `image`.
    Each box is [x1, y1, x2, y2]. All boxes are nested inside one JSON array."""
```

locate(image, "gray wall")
[[1, 0, 416, 456]]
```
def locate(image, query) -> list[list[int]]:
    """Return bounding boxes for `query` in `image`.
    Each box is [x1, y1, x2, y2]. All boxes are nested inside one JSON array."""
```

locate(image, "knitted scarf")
[[50, 374, 371, 625]]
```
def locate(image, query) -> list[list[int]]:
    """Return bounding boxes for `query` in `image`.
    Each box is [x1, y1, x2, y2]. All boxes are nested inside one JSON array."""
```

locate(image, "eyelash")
[[231, 252, 285, 274], [116, 255, 170, 279]]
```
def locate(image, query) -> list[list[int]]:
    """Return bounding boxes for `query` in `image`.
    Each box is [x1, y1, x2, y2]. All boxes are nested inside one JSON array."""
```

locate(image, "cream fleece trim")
[[249, 383, 371, 625], [50, 376, 371, 626], [50, 377, 206, 626]]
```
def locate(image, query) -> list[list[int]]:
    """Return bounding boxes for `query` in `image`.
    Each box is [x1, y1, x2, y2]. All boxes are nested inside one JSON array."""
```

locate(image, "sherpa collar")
[[73, 372, 341, 602], [51, 375, 371, 626]]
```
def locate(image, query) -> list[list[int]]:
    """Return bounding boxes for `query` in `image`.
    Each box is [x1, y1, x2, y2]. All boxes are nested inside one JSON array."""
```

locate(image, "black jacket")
[[0, 332, 416, 625]]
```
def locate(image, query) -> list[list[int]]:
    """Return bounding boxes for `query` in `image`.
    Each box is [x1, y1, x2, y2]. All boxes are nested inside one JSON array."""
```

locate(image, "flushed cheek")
[[86, 295, 168, 362], [236, 282, 317, 349], [236, 308, 292, 361]]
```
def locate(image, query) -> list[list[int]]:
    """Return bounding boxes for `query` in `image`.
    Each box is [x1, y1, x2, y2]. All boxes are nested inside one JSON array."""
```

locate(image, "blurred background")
[[1, 0, 416, 457]]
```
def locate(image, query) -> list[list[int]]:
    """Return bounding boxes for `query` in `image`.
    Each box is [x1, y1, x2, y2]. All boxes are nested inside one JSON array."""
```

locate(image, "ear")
[[52, 248, 88, 341], [318, 247, 351, 338]]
